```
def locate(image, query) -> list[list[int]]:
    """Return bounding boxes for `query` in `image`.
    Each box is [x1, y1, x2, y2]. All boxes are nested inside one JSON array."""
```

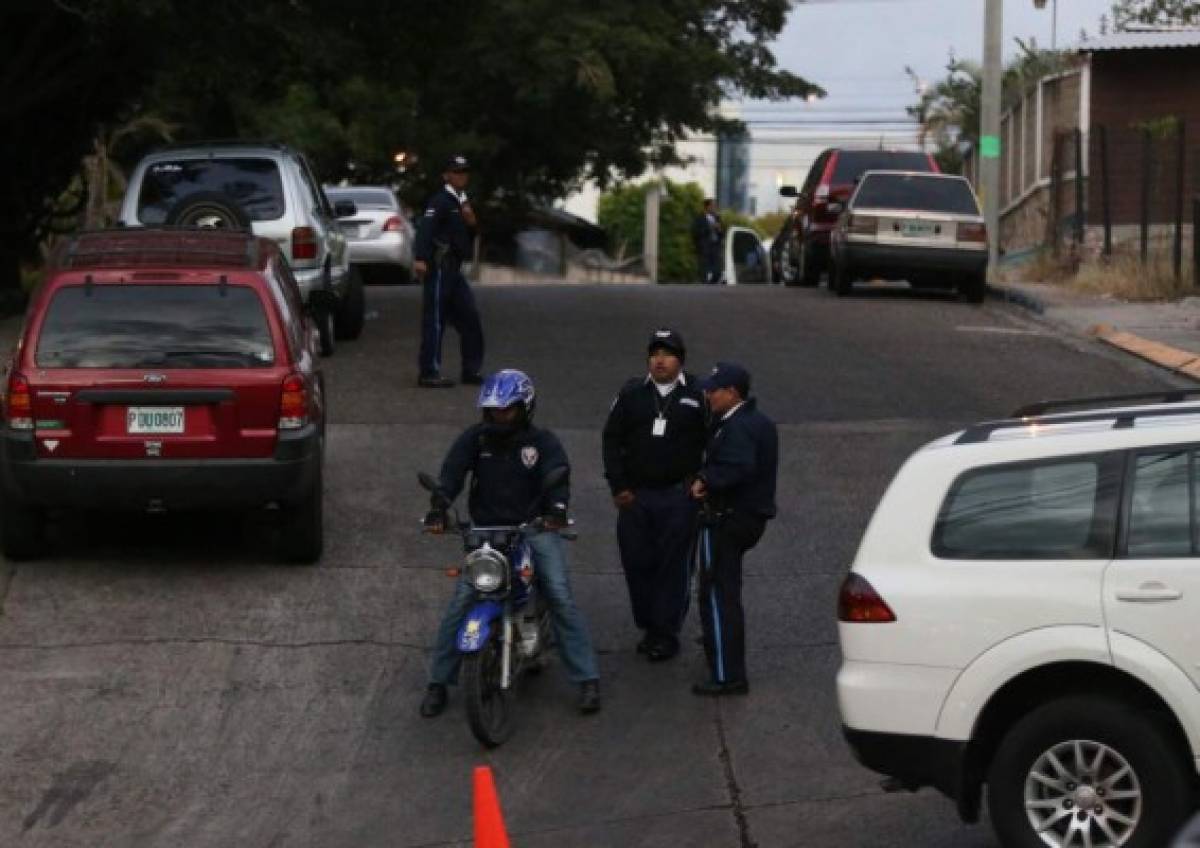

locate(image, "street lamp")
[[1033, 0, 1059, 50]]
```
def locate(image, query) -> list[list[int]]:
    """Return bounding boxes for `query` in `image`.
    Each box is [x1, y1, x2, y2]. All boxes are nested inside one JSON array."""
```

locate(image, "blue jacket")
[[437, 423, 570, 526], [700, 397, 778, 519], [414, 186, 474, 265]]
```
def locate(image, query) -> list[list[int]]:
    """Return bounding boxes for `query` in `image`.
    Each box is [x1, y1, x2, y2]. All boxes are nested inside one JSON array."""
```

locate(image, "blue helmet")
[[477, 369, 536, 414]]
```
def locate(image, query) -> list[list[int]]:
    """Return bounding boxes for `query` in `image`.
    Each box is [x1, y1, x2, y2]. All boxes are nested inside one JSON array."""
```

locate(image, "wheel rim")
[[1023, 739, 1142, 847], [779, 240, 794, 282]]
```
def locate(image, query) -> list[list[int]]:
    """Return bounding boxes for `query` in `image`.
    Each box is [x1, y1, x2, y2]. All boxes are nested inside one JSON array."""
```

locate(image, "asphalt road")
[[0, 281, 1181, 847]]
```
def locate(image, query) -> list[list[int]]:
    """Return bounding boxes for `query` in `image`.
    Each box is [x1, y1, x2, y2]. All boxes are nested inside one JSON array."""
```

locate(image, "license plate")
[[900, 221, 936, 237], [127, 407, 185, 434]]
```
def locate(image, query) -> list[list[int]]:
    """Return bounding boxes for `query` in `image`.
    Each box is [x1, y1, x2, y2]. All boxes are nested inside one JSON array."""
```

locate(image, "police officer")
[[689, 362, 778, 696], [413, 155, 485, 388], [420, 369, 601, 717], [602, 329, 707, 661]]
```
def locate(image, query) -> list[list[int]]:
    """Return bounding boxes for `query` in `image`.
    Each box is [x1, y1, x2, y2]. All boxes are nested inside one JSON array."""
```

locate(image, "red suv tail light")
[[382, 216, 403, 232], [292, 227, 318, 261], [5, 372, 33, 431], [957, 222, 987, 243], [278, 374, 308, 430], [838, 573, 896, 623]]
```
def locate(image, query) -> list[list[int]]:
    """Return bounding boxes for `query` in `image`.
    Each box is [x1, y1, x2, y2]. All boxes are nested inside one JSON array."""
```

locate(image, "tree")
[[1110, 0, 1200, 28], [908, 40, 1071, 173], [0, 1, 160, 293], [2, 0, 818, 297]]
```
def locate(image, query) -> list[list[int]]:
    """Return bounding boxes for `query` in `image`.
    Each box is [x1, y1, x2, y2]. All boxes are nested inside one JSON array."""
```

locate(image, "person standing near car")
[[691, 199, 723, 284], [690, 362, 777, 696], [413, 155, 485, 388], [602, 329, 707, 661]]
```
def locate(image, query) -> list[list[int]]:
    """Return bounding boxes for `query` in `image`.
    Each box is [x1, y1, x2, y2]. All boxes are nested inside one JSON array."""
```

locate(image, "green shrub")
[[598, 178, 708, 283]]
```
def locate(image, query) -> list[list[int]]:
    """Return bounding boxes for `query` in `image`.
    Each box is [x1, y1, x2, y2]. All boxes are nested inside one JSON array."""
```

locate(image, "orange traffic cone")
[[473, 765, 511, 848]]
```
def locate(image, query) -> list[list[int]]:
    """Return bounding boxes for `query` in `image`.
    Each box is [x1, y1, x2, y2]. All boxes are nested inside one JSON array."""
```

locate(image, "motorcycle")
[[418, 468, 573, 748]]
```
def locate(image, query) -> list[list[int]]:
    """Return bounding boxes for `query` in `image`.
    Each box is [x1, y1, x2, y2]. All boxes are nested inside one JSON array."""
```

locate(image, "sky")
[[565, 0, 1120, 220]]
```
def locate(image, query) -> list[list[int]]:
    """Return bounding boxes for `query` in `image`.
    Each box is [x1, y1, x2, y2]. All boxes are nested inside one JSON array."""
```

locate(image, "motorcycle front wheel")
[[463, 632, 514, 748]]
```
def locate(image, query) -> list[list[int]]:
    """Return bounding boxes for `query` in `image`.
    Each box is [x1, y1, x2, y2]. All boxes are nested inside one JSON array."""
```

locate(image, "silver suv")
[[117, 142, 365, 356]]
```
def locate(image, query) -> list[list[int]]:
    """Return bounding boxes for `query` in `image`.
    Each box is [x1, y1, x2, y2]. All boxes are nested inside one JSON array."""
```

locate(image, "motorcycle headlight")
[[464, 544, 509, 592]]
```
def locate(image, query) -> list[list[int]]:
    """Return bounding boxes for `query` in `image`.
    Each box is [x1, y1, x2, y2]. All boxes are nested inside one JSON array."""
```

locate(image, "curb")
[[1090, 323, 1200, 383], [986, 283, 1046, 315]]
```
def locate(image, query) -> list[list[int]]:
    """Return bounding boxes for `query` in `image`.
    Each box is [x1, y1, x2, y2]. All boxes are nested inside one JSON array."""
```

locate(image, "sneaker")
[[419, 683, 448, 717], [578, 680, 601, 714], [418, 375, 455, 389]]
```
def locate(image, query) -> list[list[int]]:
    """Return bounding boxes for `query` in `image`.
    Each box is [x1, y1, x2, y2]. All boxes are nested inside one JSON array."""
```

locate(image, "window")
[[933, 455, 1121, 560], [854, 175, 980, 216], [36, 285, 275, 369], [266, 258, 304, 357], [1126, 450, 1194, 558], [325, 188, 396, 209], [831, 150, 934, 184], [137, 158, 285, 224]]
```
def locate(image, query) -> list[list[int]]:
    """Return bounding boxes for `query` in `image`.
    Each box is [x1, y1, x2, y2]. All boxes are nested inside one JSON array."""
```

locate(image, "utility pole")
[[981, 0, 1003, 275], [643, 183, 661, 283]]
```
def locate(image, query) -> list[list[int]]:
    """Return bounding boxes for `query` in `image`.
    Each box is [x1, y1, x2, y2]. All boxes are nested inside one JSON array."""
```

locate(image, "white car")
[[325, 186, 416, 283], [838, 391, 1200, 848]]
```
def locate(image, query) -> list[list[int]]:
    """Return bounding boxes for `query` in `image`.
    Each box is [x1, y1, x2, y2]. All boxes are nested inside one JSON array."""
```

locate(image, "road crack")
[[716, 701, 756, 848]]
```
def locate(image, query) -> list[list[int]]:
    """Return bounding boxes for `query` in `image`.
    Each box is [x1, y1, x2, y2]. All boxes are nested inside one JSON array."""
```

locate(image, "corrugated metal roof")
[[1077, 30, 1200, 52]]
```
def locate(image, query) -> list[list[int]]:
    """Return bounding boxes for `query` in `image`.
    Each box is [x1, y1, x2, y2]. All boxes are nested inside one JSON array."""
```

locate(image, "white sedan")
[[326, 186, 416, 283]]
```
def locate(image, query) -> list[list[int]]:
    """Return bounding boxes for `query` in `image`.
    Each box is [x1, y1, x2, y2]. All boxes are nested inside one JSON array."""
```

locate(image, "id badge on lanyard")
[[652, 416, 667, 437]]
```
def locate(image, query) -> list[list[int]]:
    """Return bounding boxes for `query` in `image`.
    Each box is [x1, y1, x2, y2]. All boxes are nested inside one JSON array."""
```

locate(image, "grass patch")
[[1069, 254, 1196, 301], [1002, 245, 1197, 302]]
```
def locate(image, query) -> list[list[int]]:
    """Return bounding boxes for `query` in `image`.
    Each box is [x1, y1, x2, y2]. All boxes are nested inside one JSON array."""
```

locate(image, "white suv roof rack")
[[955, 389, 1200, 444]]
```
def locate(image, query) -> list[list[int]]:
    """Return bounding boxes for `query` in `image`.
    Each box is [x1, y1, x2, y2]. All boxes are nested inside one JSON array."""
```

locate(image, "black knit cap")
[[647, 327, 685, 361]]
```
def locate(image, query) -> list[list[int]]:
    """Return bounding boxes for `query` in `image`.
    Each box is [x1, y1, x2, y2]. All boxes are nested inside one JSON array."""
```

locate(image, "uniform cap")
[[699, 361, 751, 395], [647, 327, 685, 361], [444, 154, 470, 172]]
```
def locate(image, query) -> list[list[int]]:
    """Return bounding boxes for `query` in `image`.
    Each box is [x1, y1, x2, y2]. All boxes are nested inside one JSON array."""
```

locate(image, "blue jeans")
[[428, 532, 599, 685]]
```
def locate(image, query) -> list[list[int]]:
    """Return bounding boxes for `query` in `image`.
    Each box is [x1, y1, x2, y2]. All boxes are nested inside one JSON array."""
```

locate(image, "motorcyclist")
[[419, 369, 601, 717]]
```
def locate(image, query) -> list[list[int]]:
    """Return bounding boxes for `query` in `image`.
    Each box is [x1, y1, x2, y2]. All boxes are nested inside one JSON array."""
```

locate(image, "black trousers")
[[616, 485, 697, 647], [697, 512, 766, 684], [418, 260, 484, 378]]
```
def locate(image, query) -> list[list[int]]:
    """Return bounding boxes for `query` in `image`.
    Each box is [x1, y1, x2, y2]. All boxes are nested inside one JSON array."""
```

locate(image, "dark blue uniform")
[[602, 375, 707, 652], [436, 422, 570, 525], [414, 186, 484, 380], [696, 397, 778, 685]]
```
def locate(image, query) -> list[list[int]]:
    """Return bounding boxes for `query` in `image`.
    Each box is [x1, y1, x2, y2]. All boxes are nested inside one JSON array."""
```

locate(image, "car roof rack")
[[1012, 389, 1200, 418], [153, 139, 291, 153], [956, 393, 1200, 445], [57, 227, 259, 270]]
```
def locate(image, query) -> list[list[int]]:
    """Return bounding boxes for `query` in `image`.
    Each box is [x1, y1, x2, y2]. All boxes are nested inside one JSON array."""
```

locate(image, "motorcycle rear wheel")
[[463, 632, 514, 748]]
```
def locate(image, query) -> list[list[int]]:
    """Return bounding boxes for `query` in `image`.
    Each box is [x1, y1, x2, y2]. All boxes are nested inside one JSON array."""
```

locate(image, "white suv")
[[838, 391, 1200, 848], [117, 142, 365, 357]]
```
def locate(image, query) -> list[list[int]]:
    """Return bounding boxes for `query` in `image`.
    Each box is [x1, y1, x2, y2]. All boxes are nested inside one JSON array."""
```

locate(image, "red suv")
[[0, 229, 325, 562], [772, 149, 939, 287]]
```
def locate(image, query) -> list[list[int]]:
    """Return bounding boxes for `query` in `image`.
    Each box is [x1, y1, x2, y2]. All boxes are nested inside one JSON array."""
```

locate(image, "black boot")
[[578, 680, 601, 714], [420, 683, 448, 717]]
